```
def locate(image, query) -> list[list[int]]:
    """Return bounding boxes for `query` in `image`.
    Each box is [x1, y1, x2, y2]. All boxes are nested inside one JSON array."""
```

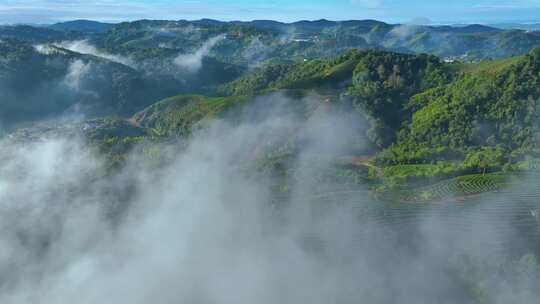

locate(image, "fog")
[[389, 24, 422, 39], [0, 95, 538, 303], [54, 40, 136, 68], [64, 59, 93, 91], [174, 35, 225, 73], [0, 72, 79, 129], [153, 25, 200, 37]]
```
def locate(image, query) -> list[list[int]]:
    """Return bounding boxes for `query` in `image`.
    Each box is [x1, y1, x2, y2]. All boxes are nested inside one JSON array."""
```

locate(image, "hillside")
[[209, 45, 540, 189], [0, 33, 250, 130], [0, 39, 181, 128], [0, 25, 83, 42], [2, 10, 540, 304], [48, 20, 115, 33], [131, 95, 249, 137], [92, 19, 540, 64], [221, 49, 454, 145], [3, 19, 540, 67], [3, 19, 540, 193], [381, 46, 540, 166]]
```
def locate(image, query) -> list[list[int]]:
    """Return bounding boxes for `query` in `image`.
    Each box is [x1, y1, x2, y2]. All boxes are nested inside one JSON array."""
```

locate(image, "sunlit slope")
[[131, 95, 250, 137]]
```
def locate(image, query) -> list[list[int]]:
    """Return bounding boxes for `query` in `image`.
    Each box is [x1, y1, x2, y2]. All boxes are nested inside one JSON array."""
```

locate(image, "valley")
[[1, 15, 540, 304]]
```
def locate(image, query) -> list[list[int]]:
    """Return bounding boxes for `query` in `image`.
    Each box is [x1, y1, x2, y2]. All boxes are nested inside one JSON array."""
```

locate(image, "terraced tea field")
[[381, 173, 510, 203], [283, 172, 540, 257]]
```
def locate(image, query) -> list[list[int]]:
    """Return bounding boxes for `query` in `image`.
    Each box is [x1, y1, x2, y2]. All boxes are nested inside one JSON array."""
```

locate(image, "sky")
[[0, 0, 540, 25]]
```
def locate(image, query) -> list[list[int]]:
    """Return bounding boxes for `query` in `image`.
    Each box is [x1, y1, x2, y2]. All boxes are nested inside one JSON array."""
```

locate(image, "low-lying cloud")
[[242, 36, 275, 68], [389, 24, 422, 39], [33, 44, 62, 55], [174, 35, 225, 73], [54, 40, 136, 68], [388, 18, 431, 39], [64, 59, 92, 91], [0, 94, 538, 303]]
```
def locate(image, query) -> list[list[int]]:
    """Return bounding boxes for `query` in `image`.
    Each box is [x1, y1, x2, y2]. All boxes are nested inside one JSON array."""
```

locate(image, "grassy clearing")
[[449, 56, 524, 75]]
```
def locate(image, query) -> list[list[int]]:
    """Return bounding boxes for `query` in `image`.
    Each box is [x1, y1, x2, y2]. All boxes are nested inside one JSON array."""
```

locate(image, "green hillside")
[[221, 49, 454, 147], [2, 16, 540, 304], [0, 39, 181, 128], [384, 46, 540, 166], [4, 19, 540, 198], [131, 95, 249, 137], [5, 19, 540, 67]]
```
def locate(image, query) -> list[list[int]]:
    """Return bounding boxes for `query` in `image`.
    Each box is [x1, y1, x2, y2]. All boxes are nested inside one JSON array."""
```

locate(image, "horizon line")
[[4, 17, 540, 27]]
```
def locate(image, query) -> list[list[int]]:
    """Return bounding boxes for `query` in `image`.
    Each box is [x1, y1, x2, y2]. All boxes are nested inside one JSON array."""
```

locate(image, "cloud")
[[54, 40, 135, 68], [387, 17, 432, 40], [350, 0, 384, 8], [33, 44, 56, 55], [409, 17, 432, 25], [64, 59, 92, 91], [174, 35, 225, 73], [153, 24, 200, 37], [389, 24, 421, 38], [242, 36, 275, 68], [473, 0, 540, 10], [0, 93, 538, 303]]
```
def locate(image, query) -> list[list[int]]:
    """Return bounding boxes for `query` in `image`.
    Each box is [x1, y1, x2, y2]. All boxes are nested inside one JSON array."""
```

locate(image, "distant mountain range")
[[0, 19, 536, 63], [47, 20, 115, 33], [2, 18, 540, 137], [2, 17, 540, 198], [489, 23, 540, 31], [42, 18, 540, 33]]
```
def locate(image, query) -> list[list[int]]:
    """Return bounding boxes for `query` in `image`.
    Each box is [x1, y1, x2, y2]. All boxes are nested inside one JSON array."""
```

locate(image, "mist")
[[0, 94, 539, 303], [242, 36, 280, 69], [64, 59, 93, 91], [54, 40, 136, 68], [389, 24, 422, 39], [174, 35, 225, 73], [33, 44, 65, 56]]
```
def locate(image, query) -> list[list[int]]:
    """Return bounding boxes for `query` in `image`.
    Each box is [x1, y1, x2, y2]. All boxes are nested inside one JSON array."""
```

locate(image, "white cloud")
[[0, 94, 538, 303], [54, 40, 136, 68], [350, 0, 384, 8], [64, 59, 92, 91], [473, 0, 540, 10], [174, 35, 224, 73], [33, 44, 58, 55]]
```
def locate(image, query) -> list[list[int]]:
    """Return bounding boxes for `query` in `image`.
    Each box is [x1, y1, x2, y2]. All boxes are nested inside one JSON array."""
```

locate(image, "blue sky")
[[0, 0, 539, 25]]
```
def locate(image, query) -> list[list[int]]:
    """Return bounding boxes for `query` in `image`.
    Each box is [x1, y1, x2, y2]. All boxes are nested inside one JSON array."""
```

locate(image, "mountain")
[[131, 95, 248, 137], [216, 45, 540, 173], [231, 20, 288, 31], [490, 23, 540, 31], [2, 15, 540, 304], [94, 19, 540, 63], [384, 47, 540, 165], [0, 25, 82, 42], [48, 20, 115, 33], [433, 24, 501, 33], [0, 25, 250, 129], [4, 18, 540, 176], [84, 44, 540, 196], [0, 39, 181, 128], [3, 19, 540, 67], [220, 49, 453, 145]]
